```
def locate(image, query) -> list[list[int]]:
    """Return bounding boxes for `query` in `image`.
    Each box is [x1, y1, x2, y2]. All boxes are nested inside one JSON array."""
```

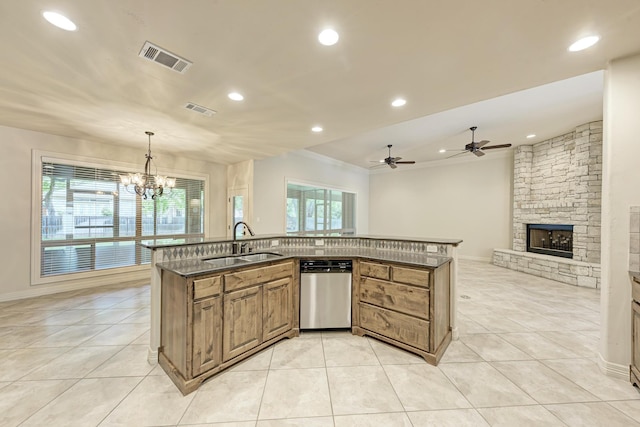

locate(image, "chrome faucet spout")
[[232, 221, 255, 254], [233, 221, 255, 241]]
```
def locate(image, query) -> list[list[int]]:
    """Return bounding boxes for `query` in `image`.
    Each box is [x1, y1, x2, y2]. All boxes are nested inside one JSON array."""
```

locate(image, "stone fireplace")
[[493, 121, 602, 288]]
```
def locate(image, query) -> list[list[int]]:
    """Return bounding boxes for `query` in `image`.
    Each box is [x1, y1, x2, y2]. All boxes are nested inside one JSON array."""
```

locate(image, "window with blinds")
[[286, 182, 356, 235], [40, 160, 205, 277]]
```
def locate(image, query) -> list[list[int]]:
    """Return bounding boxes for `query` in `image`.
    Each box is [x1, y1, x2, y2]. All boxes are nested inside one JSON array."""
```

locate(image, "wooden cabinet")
[[159, 272, 223, 387], [223, 285, 263, 361], [222, 262, 294, 361], [159, 259, 297, 395], [632, 276, 640, 388], [263, 277, 294, 341], [192, 295, 222, 376], [353, 259, 451, 365]]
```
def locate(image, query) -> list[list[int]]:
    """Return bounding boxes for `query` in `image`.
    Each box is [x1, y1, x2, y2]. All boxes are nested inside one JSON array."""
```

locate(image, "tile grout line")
[[319, 332, 337, 427]]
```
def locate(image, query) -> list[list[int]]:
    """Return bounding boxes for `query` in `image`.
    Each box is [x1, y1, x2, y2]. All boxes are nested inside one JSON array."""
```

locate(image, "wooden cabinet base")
[[160, 328, 298, 395], [632, 366, 639, 389], [352, 325, 451, 365]]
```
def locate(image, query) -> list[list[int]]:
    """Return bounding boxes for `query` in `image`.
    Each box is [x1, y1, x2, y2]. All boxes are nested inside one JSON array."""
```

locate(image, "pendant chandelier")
[[120, 131, 175, 200]]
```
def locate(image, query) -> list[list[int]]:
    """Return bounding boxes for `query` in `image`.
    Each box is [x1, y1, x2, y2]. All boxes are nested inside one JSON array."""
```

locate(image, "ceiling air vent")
[[184, 102, 216, 117], [138, 41, 192, 74]]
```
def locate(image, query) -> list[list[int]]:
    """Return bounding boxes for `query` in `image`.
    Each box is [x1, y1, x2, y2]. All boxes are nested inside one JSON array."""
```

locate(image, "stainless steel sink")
[[203, 252, 282, 267], [203, 257, 249, 267], [239, 252, 283, 262]]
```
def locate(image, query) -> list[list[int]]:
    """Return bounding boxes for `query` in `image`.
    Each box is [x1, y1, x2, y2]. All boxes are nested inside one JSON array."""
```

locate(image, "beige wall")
[[0, 125, 227, 300], [369, 153, 513, 260], [253, 150, 370, 234], [600, 53, 640, 371]]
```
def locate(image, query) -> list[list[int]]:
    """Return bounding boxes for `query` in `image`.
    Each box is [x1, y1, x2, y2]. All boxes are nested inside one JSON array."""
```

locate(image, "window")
[[286, 182, 355, 234], [38, 158, 205, 279]]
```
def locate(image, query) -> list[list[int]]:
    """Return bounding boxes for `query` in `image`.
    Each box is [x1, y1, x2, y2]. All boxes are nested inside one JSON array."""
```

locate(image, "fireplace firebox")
[[526, 224, 573, 259]]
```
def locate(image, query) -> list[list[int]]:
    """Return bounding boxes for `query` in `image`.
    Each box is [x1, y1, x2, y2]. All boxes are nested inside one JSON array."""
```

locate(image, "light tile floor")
[[1, 260, 639, 426]]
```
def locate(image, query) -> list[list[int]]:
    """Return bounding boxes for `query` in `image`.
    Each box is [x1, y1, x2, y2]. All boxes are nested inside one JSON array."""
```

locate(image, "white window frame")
[[284, 178, 357, 235], [31, 150, 209, 286]]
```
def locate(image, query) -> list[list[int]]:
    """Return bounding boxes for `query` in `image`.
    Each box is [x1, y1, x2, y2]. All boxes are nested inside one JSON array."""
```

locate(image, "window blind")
[[40, 161, 204, 277], [286, 182, 356, 235]]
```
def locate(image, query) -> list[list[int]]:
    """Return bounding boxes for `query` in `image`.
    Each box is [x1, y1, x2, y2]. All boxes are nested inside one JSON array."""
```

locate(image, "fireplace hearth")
[[527, 224, 573, 259]]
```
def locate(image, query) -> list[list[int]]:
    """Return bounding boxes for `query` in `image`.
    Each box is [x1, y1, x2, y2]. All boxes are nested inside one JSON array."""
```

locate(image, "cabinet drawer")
[[360, 277, 429, 319], [392, 266, 430, 288], [359, 261, 390, 280], [224, 261, 293, 292], [360, 303, 429, 351], [633, 276, 640, 303], [193, 276, 222, 300]]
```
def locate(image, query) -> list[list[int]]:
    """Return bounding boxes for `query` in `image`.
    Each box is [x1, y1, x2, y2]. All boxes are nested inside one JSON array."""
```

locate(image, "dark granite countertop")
[[157, 248, 452, 277], [141, 234, 463, 250]]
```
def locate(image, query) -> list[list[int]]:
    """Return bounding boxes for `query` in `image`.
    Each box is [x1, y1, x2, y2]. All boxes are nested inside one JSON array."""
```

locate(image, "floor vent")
[[184, 102, 216, 117], [139, 41, 192, 74]]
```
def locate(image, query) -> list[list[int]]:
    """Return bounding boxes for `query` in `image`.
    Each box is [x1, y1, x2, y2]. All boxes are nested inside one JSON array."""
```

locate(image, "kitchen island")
[[143, 235, 462, 394]]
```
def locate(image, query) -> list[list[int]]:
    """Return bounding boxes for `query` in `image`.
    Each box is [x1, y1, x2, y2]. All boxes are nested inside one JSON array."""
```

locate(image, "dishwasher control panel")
[[300, 259, 352, 273]]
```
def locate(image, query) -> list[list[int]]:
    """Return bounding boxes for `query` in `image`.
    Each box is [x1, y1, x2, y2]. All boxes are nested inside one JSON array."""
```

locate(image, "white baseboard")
[[458, 255, 491, 262], [597, 352, 629, 380], [0, 270, 150, 302], [148, 347, 158, 365]]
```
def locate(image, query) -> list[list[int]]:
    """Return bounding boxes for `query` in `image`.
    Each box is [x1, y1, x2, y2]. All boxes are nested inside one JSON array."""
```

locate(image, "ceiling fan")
[[448, 126, 512, 158], [373, 144, 416, 169]]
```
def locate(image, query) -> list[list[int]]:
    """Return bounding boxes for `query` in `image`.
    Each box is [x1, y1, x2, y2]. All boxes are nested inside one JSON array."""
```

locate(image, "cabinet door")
[[263, 277, 293, 341], [192, 296, 222, 376], [223, 286, 263, 362]]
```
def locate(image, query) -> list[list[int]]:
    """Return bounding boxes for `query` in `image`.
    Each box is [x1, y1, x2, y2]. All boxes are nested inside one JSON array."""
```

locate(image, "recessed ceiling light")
[[439, 149, 446, 153], [391, 98, 406, 107], [568, 35, 600, 52], [526, 134, 536, 139], [42, 11, 77, 31], [318, 29, 339, 46], [311, 126, 323, 133], [228, 92, 244, 101]]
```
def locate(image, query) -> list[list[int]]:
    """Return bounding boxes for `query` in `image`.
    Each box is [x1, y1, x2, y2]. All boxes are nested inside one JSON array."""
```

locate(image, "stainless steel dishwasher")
[[300, 260, 352, 329]]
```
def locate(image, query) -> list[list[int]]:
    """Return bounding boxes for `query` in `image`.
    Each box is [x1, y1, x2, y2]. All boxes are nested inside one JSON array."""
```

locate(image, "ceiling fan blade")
[[369, 163, 387, 169], [389, 163, 397, 169], [481, 143, 513, 150], [473, 150, 486, 157], [447, 151, 469, 159], [475, 140, 490, 149], [395, 161, 415, 164]]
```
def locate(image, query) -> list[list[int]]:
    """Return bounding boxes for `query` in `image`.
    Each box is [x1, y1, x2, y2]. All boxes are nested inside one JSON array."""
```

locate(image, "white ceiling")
[[1, 1, 639, 168]]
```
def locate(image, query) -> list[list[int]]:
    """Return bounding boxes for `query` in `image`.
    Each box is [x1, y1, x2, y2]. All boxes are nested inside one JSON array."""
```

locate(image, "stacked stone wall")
[[512, 121, 602, 264], [496, 121, 602, 288], [493, 249, 600, 288]]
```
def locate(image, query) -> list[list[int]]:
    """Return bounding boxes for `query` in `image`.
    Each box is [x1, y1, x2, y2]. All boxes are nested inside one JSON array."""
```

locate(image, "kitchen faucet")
[[232, 221, 255, 254]]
